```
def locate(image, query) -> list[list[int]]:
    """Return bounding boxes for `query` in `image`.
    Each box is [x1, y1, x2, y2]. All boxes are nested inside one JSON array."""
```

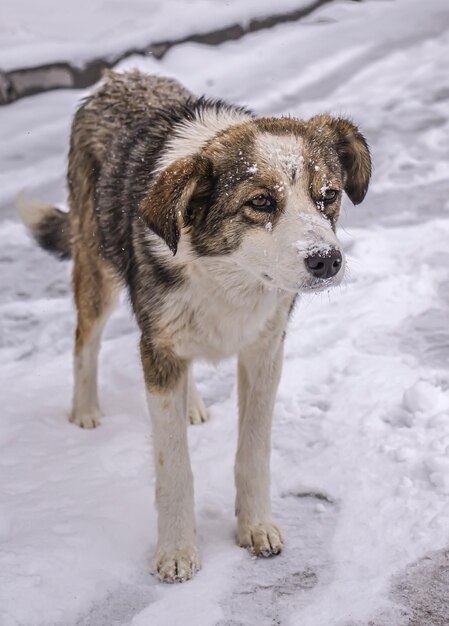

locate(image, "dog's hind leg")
[[70, 250, 120, 429]]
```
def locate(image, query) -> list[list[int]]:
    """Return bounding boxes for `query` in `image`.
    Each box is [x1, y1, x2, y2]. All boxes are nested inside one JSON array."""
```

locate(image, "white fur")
[[144, 230, 282, 363], [156, 107, 251, 172], [178, 258, 280, 361], [187, 366, 208, 424]]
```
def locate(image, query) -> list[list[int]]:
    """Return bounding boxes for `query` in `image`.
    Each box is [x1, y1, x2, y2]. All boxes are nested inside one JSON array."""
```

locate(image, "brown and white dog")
[[18, 71, 371, 582]]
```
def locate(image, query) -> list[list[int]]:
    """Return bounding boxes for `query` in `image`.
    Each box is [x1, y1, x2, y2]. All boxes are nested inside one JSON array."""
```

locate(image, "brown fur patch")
[[307, 115, 371, 205], [198, 115, 370, 235], [252, 115, 371, 210], [68, 124, 121, 353], [253, 117, 307, 137], [72, 248, 119, 352], [139, 155, 213, 254], [186, 124, 290, 255], [140, 335, 187, 392]]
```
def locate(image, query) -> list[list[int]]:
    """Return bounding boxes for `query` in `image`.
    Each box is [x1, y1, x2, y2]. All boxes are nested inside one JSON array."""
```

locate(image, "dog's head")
[[139, 114, 371, 293]]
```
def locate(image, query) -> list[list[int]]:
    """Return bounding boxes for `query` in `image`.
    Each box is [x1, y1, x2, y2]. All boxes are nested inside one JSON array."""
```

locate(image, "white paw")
[[188, 393, 209, 425], [237, 519, 283, 557], [153, 543, 201, 583], [69, 409, 101, 429]]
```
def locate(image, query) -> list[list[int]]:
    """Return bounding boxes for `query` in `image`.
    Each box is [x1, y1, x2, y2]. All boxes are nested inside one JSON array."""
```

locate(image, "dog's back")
[[70, 71, 192, 168], [18, 71, 192, 262], [67, 72, 193, 276]]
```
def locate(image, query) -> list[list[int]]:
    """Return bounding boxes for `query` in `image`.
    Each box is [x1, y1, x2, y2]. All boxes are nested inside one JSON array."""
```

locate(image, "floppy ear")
[[139, 155, 212, 254], [312, 115, 371, 205]]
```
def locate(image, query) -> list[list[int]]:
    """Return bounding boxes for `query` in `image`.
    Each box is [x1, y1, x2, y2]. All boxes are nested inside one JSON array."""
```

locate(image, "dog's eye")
[[322, 189, 338, 204], [248, 195, 276, 211]]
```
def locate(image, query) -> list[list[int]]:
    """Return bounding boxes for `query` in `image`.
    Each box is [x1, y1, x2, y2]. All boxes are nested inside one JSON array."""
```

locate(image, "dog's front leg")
[[141, 340, 200, 582], [235, 313, 287, 557]]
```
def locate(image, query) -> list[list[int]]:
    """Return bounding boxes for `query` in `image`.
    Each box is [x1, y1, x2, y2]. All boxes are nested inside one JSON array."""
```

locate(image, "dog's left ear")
[[311, 115, 372, 205], [139, 154, 213, 254]]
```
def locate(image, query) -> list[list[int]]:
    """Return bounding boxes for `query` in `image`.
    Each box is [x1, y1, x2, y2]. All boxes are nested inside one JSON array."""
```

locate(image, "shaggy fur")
[[18, 70, 371, 583]]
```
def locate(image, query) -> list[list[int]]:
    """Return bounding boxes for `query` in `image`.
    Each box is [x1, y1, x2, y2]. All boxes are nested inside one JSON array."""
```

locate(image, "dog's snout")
[[305, 248, 342, 279]]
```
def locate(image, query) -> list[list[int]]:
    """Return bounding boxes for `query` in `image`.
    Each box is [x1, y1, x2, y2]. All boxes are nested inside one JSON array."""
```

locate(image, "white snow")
[[2, 0, 449, 625], [403, 380, 449, 416], [1, 0, 314, 71]]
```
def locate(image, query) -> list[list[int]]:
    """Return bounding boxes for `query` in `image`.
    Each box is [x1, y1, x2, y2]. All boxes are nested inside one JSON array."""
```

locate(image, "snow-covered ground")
[[1, 1, 449, 625], [1, 0, 313, 71]]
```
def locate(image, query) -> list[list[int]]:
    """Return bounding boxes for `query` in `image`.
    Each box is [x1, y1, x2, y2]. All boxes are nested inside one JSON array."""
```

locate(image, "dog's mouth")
[[262, 272, 341, 293], [300, 276, 341, 292]]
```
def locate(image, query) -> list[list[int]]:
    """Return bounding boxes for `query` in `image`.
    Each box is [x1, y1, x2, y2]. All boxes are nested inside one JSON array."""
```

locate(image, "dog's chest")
[[165, 279, 279, 361]]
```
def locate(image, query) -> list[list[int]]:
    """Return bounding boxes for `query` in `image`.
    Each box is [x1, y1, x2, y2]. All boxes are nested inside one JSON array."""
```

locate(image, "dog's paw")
[[188, 393, 209, 425], [69, 409, 101, 429], [237, 520, 283, 557], [153, 543, 201, 583]]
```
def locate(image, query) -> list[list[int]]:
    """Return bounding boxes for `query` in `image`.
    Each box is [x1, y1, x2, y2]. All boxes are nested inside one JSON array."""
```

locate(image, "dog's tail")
[[16, 191, 72, 260]]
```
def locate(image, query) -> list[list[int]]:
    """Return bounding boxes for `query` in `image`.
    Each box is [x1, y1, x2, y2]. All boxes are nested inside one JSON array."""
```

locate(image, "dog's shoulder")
[[155, 97, 253, 172]]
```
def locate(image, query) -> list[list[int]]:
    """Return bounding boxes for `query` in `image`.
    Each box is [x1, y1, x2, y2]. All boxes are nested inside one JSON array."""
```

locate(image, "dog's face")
[[140, 115, 371, 293]]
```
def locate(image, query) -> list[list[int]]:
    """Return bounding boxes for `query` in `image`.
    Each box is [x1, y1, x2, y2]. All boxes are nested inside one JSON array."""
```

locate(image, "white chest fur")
[[162, 259, 281, 361]]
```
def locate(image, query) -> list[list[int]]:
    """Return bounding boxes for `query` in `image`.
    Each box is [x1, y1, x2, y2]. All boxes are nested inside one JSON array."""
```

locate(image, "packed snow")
[[1, 0, 449, 625]]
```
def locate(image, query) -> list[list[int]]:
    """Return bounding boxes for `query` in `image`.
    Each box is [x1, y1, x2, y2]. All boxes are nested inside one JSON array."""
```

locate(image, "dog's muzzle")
[[304, 248, 342, 280]]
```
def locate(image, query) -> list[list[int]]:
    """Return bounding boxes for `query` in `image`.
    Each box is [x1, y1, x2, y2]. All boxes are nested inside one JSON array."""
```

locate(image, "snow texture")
[[0, 0, 313, 71], [2, 0, 449, 625]]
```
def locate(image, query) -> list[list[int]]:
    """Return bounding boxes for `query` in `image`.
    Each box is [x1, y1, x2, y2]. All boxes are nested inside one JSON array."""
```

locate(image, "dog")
[[18, 70, 371, 583]]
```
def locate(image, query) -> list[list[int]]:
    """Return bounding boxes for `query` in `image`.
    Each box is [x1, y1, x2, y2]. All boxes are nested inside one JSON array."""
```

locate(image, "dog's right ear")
[[139, 155, 213, 254]]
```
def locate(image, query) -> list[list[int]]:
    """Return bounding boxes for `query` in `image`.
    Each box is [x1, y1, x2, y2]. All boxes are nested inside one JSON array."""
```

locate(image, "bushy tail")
[[16, 192, 71, 260]]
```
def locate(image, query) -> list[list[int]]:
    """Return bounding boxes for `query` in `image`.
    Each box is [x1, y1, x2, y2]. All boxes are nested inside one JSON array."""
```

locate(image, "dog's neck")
[[166, 230, 277, 308], [191, 256, 273, 307], [173, 255, 284, 361]]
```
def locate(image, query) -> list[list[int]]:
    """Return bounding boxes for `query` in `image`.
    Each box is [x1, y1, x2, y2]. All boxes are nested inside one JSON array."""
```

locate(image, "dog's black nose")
[[305, 248, 342, 279]]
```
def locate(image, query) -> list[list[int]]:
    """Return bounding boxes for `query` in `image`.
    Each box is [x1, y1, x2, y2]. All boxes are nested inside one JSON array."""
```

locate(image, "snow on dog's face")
[[140, 115, 371, 293]]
